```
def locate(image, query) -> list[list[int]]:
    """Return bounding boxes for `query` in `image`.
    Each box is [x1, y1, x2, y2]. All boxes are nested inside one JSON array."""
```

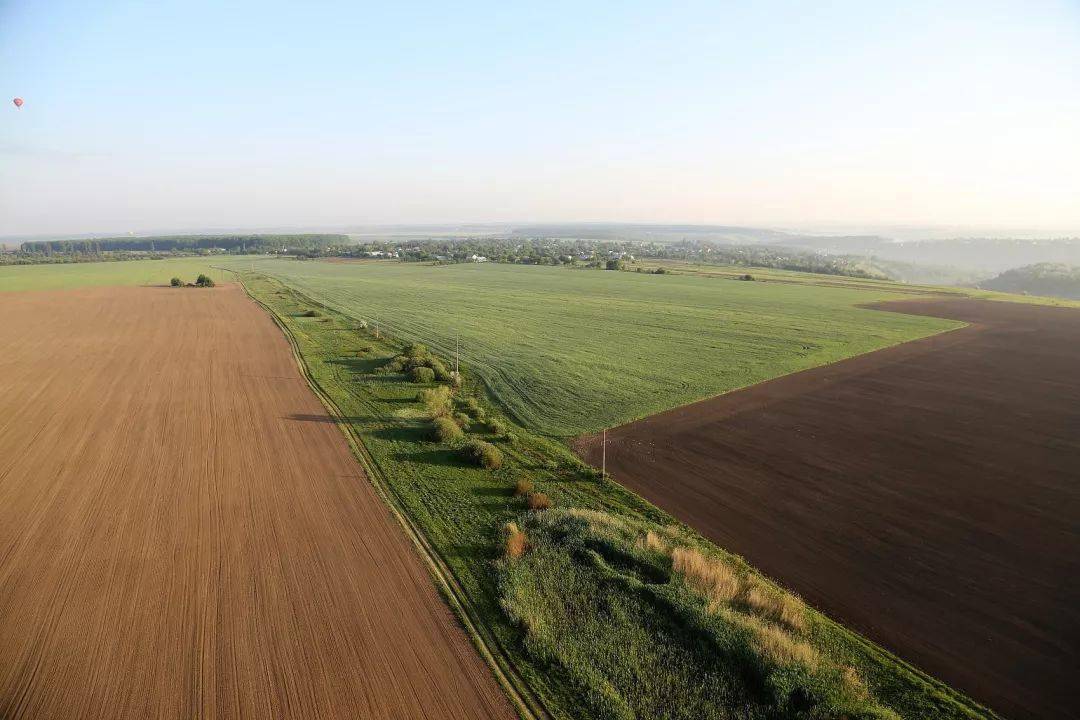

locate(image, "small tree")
[[170, 277, 183, 287], [606, 259, 623, 271], [195, 274, 215, 287]]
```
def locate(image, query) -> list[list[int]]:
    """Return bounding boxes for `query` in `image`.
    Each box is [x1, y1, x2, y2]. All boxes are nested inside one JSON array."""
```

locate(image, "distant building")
[[469, 254, 489, 262]]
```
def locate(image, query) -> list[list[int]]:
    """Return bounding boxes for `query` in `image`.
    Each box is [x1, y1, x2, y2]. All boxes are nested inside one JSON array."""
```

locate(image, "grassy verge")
[[241, 271, 996, 720]]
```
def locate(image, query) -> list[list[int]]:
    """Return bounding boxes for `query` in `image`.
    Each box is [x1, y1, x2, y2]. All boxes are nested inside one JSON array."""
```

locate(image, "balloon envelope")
[[13, 98, 23, 108]]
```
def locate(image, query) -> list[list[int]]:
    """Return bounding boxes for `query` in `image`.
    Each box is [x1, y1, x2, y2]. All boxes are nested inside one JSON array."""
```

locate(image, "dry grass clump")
[[749, 617, 820, 671], [671, 546, 740, 607], [514, 478, 534, 496], [842, 666, 869, 700], [635, 530, 668, 554], [503, 522, 528, 559], [741, 577, 808, 633], [526, 492, 552, 511], [669, 544, 808, 632]]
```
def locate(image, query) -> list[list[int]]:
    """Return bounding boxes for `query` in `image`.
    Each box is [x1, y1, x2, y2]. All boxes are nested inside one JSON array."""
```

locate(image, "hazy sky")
[[2, 0, 1079, 236]]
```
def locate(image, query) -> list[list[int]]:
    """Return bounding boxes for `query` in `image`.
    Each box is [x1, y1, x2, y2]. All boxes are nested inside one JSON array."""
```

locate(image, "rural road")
[[577, 298, 1080, 720], [0, 285, 513, 720]]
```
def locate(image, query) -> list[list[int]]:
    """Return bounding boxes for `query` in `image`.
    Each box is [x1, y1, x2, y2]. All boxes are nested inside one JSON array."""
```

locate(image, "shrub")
[[195, 274, 215, 287], [417, 386, 453, 416], [355, 319, 368, 330], [740, 273, 755, 281], [514, 478, 534, 496], [430, 358, 450, 381], [503, 522, 528, 559], [449, 371, 463, 389], [487, 419, 507, 435], [411, 366, 435, 383], [170, 277, 182, 287], [461, 397, 486, 421], [432, 416, 464, 443], [462, 439, 503, 470], [526, 492, 552, 511], [302, 309, 320, 317], [404, 342, 428, 359], [384, 354, 409, 372]]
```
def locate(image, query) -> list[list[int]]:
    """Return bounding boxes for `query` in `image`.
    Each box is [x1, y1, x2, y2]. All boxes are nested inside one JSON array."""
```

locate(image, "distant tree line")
[[19, 234, 345, 255]]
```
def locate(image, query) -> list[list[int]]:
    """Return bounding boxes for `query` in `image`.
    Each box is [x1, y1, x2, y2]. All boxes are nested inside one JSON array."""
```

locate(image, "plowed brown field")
[[576, 298, 1080, 720], [0, 285, 513, 720]]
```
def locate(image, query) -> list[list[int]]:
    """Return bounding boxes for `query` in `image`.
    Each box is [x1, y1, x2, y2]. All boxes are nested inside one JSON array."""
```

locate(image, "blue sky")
[[2, 0, 1079, 236]]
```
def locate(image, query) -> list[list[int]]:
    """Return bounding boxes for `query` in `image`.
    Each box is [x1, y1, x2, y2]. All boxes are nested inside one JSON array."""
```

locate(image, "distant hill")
[[781, 236, 1080, 274], [981, 263, 1080, 299]]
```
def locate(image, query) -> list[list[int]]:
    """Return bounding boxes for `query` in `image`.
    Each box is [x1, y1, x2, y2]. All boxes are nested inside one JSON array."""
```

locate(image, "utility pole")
[[602, 428, 607, 481], [374, 318, 380, 339], [454, 334, 460, 376]]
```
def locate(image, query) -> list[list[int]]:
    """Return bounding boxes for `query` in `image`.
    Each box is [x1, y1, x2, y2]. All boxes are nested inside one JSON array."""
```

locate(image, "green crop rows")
[[240, 259, 961, 436]]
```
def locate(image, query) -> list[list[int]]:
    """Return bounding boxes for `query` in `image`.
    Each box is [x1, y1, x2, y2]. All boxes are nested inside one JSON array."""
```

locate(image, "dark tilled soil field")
[[576, 298, 1080, 720]]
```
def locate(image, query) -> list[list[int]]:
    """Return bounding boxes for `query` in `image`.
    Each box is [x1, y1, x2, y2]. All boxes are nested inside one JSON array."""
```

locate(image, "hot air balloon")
[[13, 98, 23, 108]]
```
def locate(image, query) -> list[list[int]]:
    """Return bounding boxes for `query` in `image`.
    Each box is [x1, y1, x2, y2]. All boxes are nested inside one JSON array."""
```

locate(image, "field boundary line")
[[238, 276, 551, 720]]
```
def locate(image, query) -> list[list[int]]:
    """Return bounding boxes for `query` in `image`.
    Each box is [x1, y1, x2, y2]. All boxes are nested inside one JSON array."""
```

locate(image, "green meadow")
[[241, 259, 961, 436]]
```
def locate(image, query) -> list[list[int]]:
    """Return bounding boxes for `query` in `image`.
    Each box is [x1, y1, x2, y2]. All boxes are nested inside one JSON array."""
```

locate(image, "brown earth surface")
[[576, 298, 1080, 720], [0, 285, 513, 720]]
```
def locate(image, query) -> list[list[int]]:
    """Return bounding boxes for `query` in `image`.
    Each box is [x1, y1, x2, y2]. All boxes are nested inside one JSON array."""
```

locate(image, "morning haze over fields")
[[2, 2, 1078, 720]]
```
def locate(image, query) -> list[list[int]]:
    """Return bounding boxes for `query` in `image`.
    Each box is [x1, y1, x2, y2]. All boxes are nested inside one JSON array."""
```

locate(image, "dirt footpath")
[[576, 298, 1080, 720], [0, 285, 513, 720]]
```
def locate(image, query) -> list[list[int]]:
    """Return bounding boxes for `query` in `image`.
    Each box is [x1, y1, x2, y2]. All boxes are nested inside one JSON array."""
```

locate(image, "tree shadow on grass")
[[366, 425, 430, 444], [286, 413, 368, 424], [326, 356, 385, 374], [399, 448, 465, 468]]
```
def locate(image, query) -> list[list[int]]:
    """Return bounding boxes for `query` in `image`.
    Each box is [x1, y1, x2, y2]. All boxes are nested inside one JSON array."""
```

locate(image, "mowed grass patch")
[[240, 259, 961, 435], [242, 272, 994, 720], [0, 257, 231, 293]]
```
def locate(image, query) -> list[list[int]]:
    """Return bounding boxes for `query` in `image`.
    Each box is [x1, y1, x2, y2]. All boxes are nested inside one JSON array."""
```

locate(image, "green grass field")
[[0, 257, 229, 293], [238, 259, 961, 436]]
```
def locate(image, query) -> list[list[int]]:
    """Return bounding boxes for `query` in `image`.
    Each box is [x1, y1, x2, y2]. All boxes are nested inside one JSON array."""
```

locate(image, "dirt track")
[[577, 298, 1080, 720], [0, 285, 513, 720]]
